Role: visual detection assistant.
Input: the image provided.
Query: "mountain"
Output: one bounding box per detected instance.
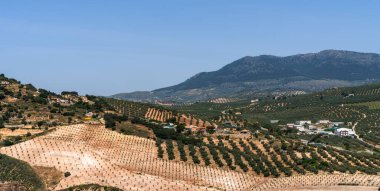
[112,50,380,102]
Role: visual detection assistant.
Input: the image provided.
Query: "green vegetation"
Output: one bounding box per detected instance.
[158,138,380,177]
[348,101,380,110]
[60,184,123,191]
[105,98,152,118]
[156,139,164,158]
[0,153,44,190]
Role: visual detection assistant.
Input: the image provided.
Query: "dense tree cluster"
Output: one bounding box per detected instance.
[131,117,202,145]
[104,114,128,128]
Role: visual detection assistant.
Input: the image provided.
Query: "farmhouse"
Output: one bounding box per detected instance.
[317,120,330,124]
[294,125,305,131]
[307,125,317,130]
[251,99,259,103]
[270,120,280,124]
[0,81,10,86]
[334,128,355,136]
[296,120,311,126]
[286,123,295,128]
[331,122,345,127]
[48,97,72,106]
[163,123,176,129]
[85,112,94,117]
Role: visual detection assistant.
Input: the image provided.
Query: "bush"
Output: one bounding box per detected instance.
[0,153,44,190]
[64,172,71,177]
[14,136,22,142]
[2,139,14,146]
[0,121,3,129]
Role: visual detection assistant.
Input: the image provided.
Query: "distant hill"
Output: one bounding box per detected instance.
[112,50,380,102]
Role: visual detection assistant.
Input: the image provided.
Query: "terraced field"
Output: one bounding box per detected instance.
[105,98,150,118]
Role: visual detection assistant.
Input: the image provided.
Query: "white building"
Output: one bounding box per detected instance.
[317,120,330,124]
[0,81,10,86]
[270,120,280,124]
[251,99,259,103]
[287,123,295,128]
[163,123,176,129]
[296,120,312,126]
[334,128,355,136]
[332,122,345,127]
[85,112,94,118]
[308,125,317,130]
[294,125,305,131]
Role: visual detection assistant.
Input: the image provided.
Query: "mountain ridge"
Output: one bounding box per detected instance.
[112,50,380,102]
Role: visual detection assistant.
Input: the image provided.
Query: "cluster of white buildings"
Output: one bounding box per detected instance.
[48,97,72,106]
[284,119,355,137]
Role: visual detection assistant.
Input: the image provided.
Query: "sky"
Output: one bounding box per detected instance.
[1,0,380,96]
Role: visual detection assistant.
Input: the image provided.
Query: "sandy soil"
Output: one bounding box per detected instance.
[0,124,261,191]
[0,128,43,137]
[270,186,378,191]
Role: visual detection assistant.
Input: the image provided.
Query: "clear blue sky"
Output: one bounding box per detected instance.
[1,0,380,95]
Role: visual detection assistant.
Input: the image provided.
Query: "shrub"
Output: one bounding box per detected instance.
[2,139,14,146]
[64,172,71,177]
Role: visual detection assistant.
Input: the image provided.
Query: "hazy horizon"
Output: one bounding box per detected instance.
[1,0,380,96]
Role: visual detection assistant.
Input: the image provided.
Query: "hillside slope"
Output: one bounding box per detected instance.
[113,50,380,102]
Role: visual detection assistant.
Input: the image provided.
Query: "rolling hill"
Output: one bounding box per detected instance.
[112,50,380,102]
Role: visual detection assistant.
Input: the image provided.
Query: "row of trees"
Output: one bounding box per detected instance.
[188,144,200,164]
[206,138,224,167]
[198,143,211,166]
[156,139,164,158]
[166,139,175,160]
[177,141,188,162]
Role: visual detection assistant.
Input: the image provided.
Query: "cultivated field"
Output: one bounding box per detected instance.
[251,174,380,191]
[2,124,380,191]
[145,108,216,128]
[0,124,262,191]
